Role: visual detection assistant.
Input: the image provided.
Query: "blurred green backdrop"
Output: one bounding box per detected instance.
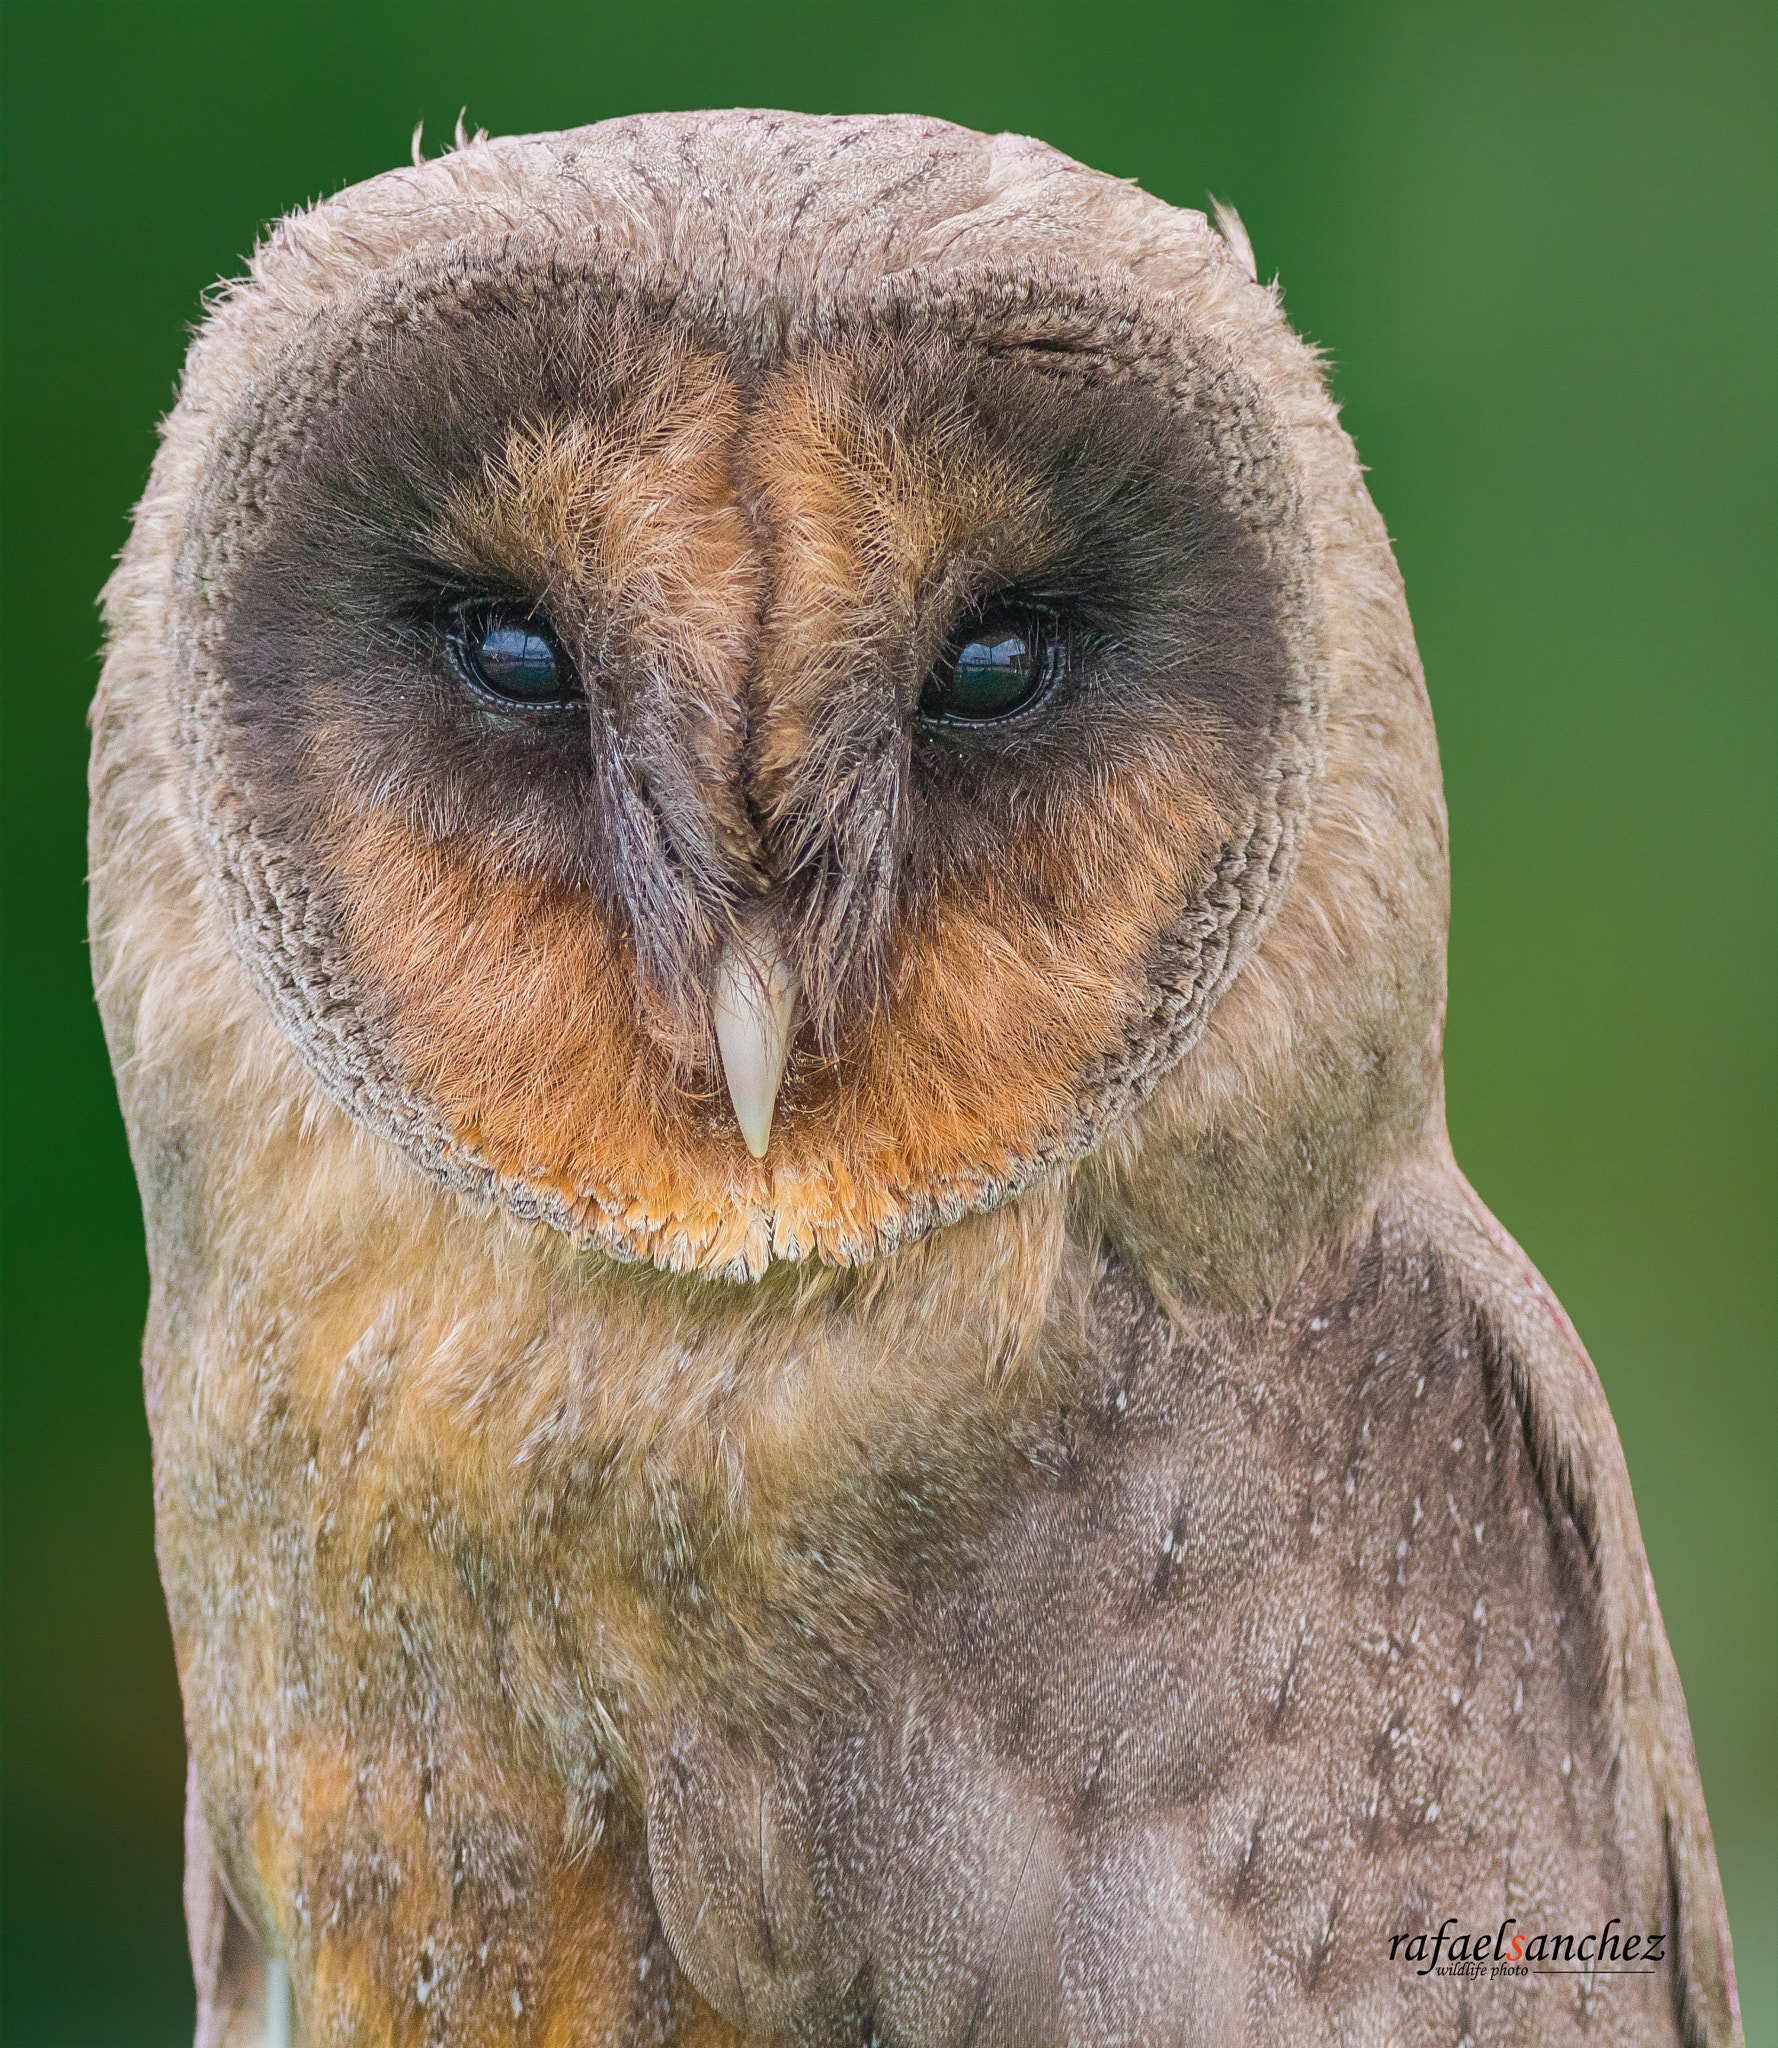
[1,2,1771,2041]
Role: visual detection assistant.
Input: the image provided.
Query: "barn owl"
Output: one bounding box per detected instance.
[90,110,1741,2047]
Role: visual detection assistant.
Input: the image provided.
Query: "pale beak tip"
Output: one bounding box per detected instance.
[712,941,799,1163]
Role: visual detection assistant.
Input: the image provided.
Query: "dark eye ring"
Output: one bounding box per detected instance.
[919,603,1069,726]
[447,602,581,710]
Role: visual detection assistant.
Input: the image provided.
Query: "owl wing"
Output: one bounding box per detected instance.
[647,1162,1738,2044]
[824,1167,1740,2045]
[1425,1159,1742,2048]
[182,1761,286,2048]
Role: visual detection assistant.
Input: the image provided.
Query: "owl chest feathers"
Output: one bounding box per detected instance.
[151,1158,1673,2045]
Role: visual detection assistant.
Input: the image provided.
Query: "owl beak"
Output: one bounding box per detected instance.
[712,937,799,1160]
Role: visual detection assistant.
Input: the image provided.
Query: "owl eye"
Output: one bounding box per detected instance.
[920,605,1068,725]
[447,603,581,709]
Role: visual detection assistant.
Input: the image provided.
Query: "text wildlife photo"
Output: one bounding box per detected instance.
[1,8,1770,2048]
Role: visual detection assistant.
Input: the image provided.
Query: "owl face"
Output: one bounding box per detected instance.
[173,191,1318,1276]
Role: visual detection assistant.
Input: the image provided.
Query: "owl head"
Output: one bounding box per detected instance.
[96,111,1445,1289]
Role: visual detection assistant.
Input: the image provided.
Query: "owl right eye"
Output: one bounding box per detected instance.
[447,603,582,710]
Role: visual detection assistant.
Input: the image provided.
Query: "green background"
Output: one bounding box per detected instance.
[1,2,1771,2041]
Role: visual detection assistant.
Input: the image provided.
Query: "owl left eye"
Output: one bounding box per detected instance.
[920,605,1069,725]
[447,603,581,709]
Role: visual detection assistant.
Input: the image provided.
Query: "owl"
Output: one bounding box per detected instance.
[91,111,1739,2047]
